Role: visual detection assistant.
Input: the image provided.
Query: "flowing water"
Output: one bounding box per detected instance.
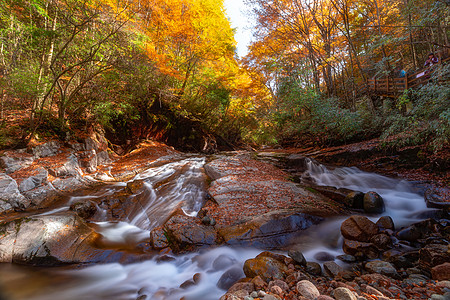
[0,155,435,300]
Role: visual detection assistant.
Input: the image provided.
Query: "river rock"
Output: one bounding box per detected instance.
[0,173,29,212]
[18,167,48,192]
[78,149,98,173]
[164,215,218,252]
[296,280,320,299]
[0,150,34,174]
[306,262,322,275]
[323,261,344,278]
[47,153,81,177]
[343,239,378,259]
[365,260,399,278]
[341,215,379,242]
[243,252,288,282]
[370,233,392,250]
[420,244,450,270]
[32,140,61,158]
[288,249,306,266]
[345,191,364,209]
[70,200,97,219]
[218,211,323,249]
[0,212,104,265]
[424,187,450,209]
[376,216,395,231]
[268,279,289,293]
[333,287,357,300]
[431,263,450,281]
[213,254,236,271]
[217,267,245,290]
[363,191,385,213]
[227,282,254,294]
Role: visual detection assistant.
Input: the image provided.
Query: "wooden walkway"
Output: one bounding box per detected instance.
[367,57,450,97]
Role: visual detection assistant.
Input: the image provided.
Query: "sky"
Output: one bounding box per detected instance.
[223,0,254,58]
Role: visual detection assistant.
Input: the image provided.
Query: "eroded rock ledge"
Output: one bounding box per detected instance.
[150,153,346,252]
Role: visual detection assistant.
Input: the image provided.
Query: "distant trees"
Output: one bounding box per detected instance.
[0,0,252,148]
[242,0,449,148]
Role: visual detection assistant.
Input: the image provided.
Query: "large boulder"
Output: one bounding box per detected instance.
[0,212,105,265]
[218,211,323,249]
[243,252,289,282]
[163,214,218,252]
[341,215,379,242]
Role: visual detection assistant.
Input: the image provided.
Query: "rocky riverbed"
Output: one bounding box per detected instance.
[0,138,449,300]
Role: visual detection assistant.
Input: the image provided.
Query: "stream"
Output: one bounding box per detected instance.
[0,154,436,300]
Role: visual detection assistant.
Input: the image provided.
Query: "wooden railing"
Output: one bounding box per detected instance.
[367,56,450,96]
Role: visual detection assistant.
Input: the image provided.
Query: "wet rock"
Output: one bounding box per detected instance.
[149,228,169,250]
[337,254,356,263]
[323,261,344,278]
[333,287,357,300]
[419,244,450,270]
[296,280,320,299]
[376,216,395,231]
[397,225,423,242]
[0,151,34,174]
[213,255,236,271]
[314,251,335,262]
[345,191,364,209]
[342,238,379,259]
[424,187,450,209]
[306,262,322,276]
[363,191,385,214]
[341,215,379,242]
[0,212,103,265]
[243,253,288,282]
[219,211,323,249]
[217,267,245,290]
[126,180,145,194]
[288,249,306,266]
[310,186,353,204]
[431,263,450,281]
[164,215,218,252]
[18,167,48,192]
[70,200,97,219]
[32,140,61,158]
[365,260,399,278]
[370,233,392,250]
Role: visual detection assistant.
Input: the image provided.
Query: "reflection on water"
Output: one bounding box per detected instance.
[0,155,433,300]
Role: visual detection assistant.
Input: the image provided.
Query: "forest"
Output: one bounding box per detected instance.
[0,0,449,153]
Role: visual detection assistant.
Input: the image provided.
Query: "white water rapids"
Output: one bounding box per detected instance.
[0,155,436,300]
